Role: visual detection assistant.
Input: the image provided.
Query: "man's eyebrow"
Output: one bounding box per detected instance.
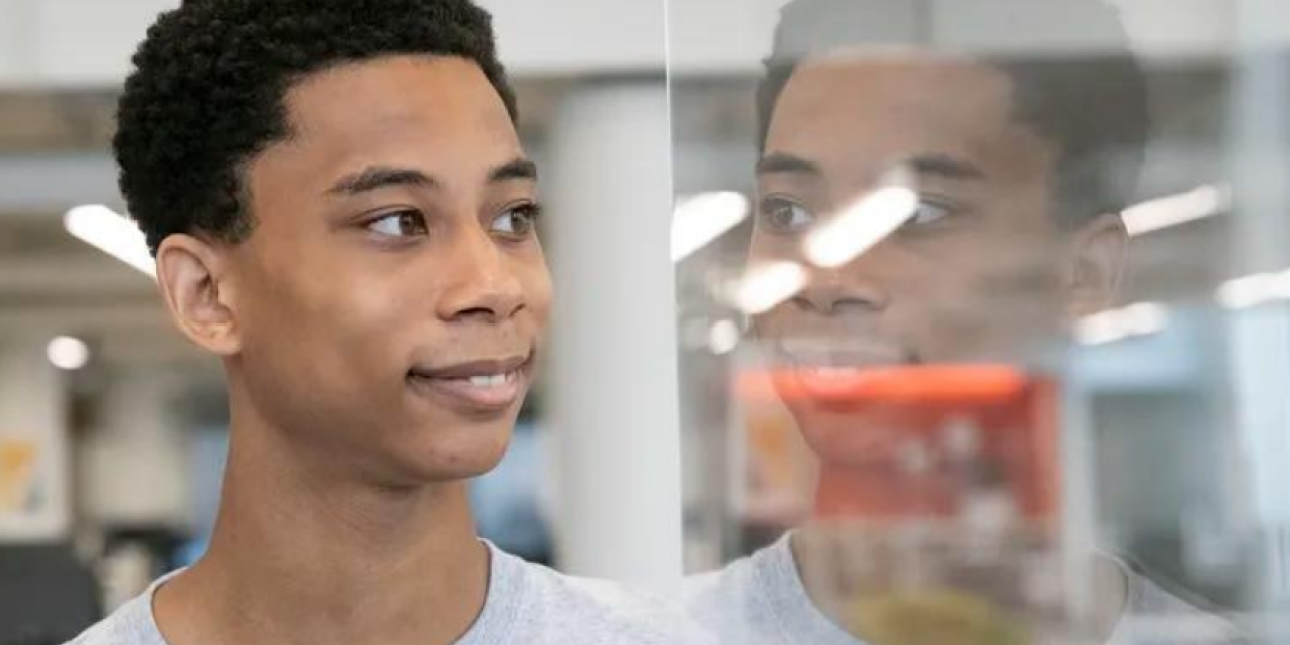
[757,152,822,176]
[489,157,539,183]
[327,166,436,196]
[755,152,985,182]
[905,153,986,181]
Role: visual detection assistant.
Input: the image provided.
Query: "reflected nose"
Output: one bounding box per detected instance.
[791,251,891,315]
[435,228,526,324]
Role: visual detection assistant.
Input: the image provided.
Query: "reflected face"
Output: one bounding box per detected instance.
[228,56,551,485]
[750,53,1074,461]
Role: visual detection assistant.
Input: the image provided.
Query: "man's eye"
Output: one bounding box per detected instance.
[491,203,542,238]
[367,210,428,238]
[759,197,813,233]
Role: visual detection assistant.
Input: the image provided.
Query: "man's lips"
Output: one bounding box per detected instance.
[406,352,534,412]
[409,354,531,380]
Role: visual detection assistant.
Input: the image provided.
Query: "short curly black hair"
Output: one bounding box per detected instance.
[757,0,1151,227]
[114,0,517,255]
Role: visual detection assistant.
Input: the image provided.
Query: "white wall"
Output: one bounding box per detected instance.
[0,0,669,87]
[0,0,38,83]
[0,0,1271,88]
[670,0,1247,74]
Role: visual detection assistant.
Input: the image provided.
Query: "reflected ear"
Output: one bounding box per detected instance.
[1066,213,1128,317]
[155,234,242,356]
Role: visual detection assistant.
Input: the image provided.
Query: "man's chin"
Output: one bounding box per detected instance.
[387,423,514,485]
[786,400,909,465]
[393,455,506,486]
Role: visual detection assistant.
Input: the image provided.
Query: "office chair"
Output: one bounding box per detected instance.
[0,542,101,645]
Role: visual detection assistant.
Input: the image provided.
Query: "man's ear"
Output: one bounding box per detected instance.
[155,234,242,356]
[1066,213,1129,317]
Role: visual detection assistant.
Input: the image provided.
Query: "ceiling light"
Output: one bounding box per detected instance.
[64,205,156,278]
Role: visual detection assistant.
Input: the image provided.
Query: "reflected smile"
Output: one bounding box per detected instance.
[769,338,917,402]
[774,337,915,369]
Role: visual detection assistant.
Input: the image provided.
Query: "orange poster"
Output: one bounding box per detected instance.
[0,436,39,515]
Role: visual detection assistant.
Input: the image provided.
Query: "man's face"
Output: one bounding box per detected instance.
[750,53,1076,462]
[225,56,550,485]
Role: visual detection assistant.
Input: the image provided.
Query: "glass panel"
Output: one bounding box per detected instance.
[670,1,1289,643]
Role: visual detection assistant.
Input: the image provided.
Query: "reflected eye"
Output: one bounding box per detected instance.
[491,203,542,238]
[367,209,428,238]
[901,198,956,230]
[759,196,814,233]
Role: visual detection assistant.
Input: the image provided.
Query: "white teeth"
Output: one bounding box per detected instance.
[778,339,905,368]
[468,373,509,388]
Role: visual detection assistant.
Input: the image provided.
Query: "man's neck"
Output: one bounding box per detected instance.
[153,398,490,645]
[814,462,959,519]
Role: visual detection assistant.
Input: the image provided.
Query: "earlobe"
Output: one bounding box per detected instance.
[156,234,242,356]
[1067,213,1129,317]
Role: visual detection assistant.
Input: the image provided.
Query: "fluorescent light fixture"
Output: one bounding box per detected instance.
[804,186,918,268]
[1074,302,1169,346]
[671,192,750,263]
[1216,270,1290,309]
[707,319,741,355]
[735,261,806,315]
[47,336,90,371]
[64,205,156,278]
[1122,184,1228,237]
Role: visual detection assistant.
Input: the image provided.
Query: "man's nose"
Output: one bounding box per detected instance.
[435,227,527,324]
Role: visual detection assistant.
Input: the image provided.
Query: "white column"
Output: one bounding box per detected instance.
[0,337,72,542]
[0,0,37,85]
[544,78,683,592]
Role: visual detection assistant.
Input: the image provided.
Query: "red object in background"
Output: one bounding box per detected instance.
[763,364,1031,405]
[737,365,1062,523]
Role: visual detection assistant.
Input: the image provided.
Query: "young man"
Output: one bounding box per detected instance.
[69,2,686,644]
[685,1,1242,644]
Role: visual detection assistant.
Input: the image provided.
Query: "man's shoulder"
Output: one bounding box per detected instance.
[1113,571,1248,645]
[513,558,713,645]
[681,552,761,623]
[680,544,815,645]
[681,538,794,617]
[62,594,161,645]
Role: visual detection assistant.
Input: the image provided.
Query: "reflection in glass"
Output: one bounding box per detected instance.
[675,1,1281,644]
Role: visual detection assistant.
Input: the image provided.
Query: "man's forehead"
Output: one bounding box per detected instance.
[776,52,1015,131]
[270,58,520,168]
[282,56,513,141]
[244,56,526,206]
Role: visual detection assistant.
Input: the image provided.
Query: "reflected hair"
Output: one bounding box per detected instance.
[757,0,1151,226]
[114,0,517,255]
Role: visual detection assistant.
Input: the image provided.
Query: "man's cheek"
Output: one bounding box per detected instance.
[893,303,987,362]
[749,312,789,353]
[526,273,555,324]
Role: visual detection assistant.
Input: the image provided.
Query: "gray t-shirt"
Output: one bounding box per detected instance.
[67,541,696,645]
[684,535,1244,645]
